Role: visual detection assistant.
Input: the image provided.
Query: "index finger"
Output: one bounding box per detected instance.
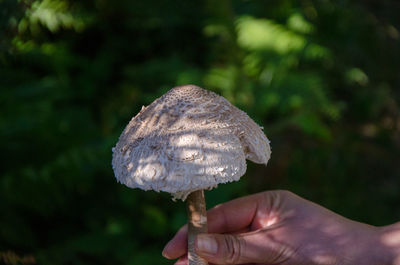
[163,192,262,259]
[207,192,261,233]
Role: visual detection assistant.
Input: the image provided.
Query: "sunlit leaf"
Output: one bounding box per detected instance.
[236,16,306,54]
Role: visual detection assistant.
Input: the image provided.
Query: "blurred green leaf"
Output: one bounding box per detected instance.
[236,16,306,54]
[0,1,399,265]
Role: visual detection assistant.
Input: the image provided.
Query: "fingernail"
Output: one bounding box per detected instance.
[162,241,172,259]
[196,234,218,255]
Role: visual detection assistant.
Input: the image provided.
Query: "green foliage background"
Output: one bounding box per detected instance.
[1,0,400,264]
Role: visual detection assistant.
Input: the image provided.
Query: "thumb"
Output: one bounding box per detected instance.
[194,232,294,265]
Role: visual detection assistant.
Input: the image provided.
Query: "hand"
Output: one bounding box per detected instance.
[162,190,396,265]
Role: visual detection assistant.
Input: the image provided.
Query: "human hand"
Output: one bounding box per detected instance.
[163,190,396,265]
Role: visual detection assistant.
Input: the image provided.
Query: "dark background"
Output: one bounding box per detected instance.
[1,0,399,264]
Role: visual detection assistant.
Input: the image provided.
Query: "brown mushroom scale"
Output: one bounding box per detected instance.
[112,85,271,265]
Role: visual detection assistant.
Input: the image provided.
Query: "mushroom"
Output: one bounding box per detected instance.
[112,85,271,265]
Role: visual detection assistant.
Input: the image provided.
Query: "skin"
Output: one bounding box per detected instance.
[163,190,400,265]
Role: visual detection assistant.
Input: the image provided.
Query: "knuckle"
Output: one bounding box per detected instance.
[268,241,297,264]
[277,189,292,196]
[221,235,243,264]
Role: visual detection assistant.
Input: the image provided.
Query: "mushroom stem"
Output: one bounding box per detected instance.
[186,189,208,265]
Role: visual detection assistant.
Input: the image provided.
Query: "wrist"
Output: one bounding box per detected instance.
[347,223,390,265]
[343,221,395,265]
[378,222,400,265]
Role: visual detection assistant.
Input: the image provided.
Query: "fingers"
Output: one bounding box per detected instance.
[163,225,188,259]
[163,193,262,259]
[206,193,261,233]
[195,231,294,265]
[173,256,222,265]
[173,255,187,265]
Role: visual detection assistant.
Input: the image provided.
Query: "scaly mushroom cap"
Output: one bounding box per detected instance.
[112,85,271,200]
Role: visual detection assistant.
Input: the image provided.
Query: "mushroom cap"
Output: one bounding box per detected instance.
[112,85,271,200]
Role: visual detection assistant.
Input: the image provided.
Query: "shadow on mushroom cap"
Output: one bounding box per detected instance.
[112,85,271,200]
